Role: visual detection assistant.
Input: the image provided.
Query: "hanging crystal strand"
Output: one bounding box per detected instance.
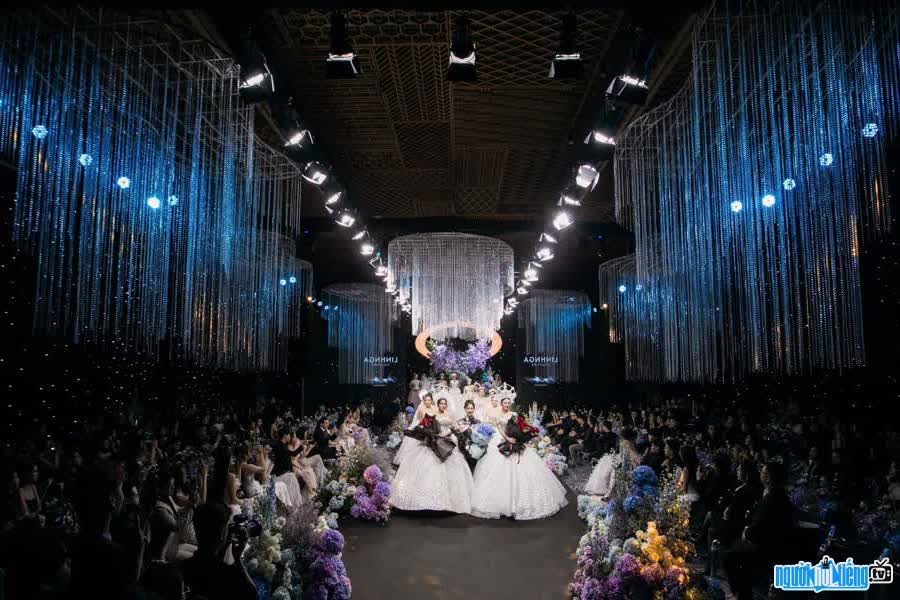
[322,284,398,384]
[609,0,898,382]
[388,233,514,341]
[518,290,591,382]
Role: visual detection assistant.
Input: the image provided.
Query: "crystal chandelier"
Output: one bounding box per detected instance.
[387,233,514,341]
[321,283,398,384]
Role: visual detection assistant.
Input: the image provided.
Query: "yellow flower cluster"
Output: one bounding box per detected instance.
[637,522,686,571]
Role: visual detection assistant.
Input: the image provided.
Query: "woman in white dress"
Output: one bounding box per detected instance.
[583,427,642,497]
[446,372,464,417]
[393,393,438,466]
[471,398,568,520]
[389,398,474,514]
[407,373,422,408]
[476,391,499,422]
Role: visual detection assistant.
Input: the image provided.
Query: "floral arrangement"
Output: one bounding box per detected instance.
[246,515,302,599]
[316,479,357,517]
[304,528,352,600]
[534,435,569,476]
[350,465,392,523]
[385,431,403,450]
[467,422,495,461]
[577,495,610,525]
[427,339,492,375]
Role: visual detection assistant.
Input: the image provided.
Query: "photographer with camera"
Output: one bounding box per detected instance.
[181,502,256,600]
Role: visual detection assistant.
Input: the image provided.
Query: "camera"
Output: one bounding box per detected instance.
[228,513,262,542]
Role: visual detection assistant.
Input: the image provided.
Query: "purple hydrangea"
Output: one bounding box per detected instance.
[316,529,345,556]
[579,577,602,600]
[363,464,383,487]
[373,481,391,499]
[614,553,641,580]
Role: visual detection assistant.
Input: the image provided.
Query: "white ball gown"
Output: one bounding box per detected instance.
[471,412,568,520]
[392,404,436,466]
[446,377,464,417]
[389,412,474,514]
[583,452,618,496]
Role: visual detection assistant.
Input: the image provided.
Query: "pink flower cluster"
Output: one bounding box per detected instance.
[349,465,391,523]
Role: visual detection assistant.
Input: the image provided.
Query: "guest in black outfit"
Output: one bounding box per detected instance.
[312,417,338,460]
[454,400,481,471]
[642,437,664,474]
[181,502,256,600]
[723,461,797,600]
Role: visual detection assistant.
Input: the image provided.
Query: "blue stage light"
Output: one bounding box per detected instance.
[146,196,161,209]
[761,194,776,207]
[289,276,297,284]
[317,301,323,307]
[819,153,834,166]
[31,125,48,139]
[783,178,796,191]
[167,195,178,206]
[635,284,643,291]
[731,200,743,213]
[861,123,878,138]
[78,153,92,167]
[618,284,627,293]
[117,176,130,189]
[279,279,287,286]
[324,305,331,311]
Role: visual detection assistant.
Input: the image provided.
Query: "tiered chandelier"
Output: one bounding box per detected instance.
[320,284,397,384]
[0,11,308,371]
[607,0,900,382]
[387,233,514,341]
[518,290,592,383]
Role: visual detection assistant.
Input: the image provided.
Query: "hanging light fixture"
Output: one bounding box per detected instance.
[335,209,356,228]
[536,246,555,261]
[575,163,600,190]
[238,34,275,103]
[302,161,329,185]
[326,11,360,78]
[606,26,655,107]
[553,210,574,230]
[549,13,581,79]
[448,15,477,81]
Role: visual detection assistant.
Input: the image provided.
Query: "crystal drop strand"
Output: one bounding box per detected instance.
[518,290,591,383]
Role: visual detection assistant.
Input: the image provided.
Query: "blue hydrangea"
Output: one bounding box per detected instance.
[631,465,658,487]
[623,495,642,513]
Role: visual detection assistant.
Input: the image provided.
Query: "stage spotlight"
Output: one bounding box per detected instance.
[618,285,627,293]
[508,297,519,307]
[385,283,396,293]
[360,242,375,256]
[324,305,331,311]
[168,195,178,206]
[524,267,539,282]
[289,276,298,284]
[368,256,383,268]
[448,15,477,82]
[517,285,529,295]
[335,210,355,228]
[593,307,598,313]
[78,153,92,167]
[117,176,130,189]
[549,14,581,79]
[602,303,609,309]
[146,196,161,209]
[559,188,582,207]
[539,232,558,244]
[352,229,368,241]
[553,210,574,231]
[326,12,360,78]
[783,178,796,191]
[536,247,554,262]
[375,265,388,278]
[238,37,275,103]
[280,278,288,286]
[575,163,600,190]
[307,296,314,302]
[302,162,329,185]
[606,27,655,107]
[761,194,776,207]
[321,182,344,207]
[582,129,616,161]
[32,125,48,139]
[731,200,743,213]
[862,123,878,138]
[819,153,834,167]
[317,301,323,307]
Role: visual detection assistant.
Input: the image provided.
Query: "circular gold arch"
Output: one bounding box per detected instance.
[414,321,503,358]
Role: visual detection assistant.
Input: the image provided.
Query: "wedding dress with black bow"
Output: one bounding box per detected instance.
[389,412,474,514]
[470,411,568,520]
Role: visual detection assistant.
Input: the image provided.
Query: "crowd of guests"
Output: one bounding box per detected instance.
[546,397,899,599]
[0,398,375,599]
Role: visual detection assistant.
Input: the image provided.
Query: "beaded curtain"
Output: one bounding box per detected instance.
[607,0,900,382]
[517,290,592,382]
[0,11,308,371]
[387,233,514,341]
[321,284,398,384]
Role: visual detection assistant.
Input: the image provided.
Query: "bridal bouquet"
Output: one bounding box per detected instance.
[467,423,495,460]
[498,414,540,457]
[534,435,568,476]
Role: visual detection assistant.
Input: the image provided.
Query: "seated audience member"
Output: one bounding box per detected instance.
[181,502,256,600]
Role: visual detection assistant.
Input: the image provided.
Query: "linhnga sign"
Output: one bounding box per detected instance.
[522,355,559,364]
[363,355,399,365]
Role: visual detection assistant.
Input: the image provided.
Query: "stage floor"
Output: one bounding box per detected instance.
[340,488,582,600]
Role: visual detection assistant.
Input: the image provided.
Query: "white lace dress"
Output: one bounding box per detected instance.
[446,378,465,417]
[470,413,568,520]
[389,413,474,514]
[392,407,436,466]
[583,453,619,496]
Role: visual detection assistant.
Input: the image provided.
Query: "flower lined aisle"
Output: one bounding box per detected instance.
[571,465,724,600]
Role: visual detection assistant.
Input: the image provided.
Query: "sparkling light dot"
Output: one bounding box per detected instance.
[78,153,93,167]
[146,196,161,209]
[289,276,297,284]
[117,176,130,189]
[168,195,178,206]
[618,285,627,293]
[861,123,878,138]
[635,284,643,291]
[317,301,323,307]
[279,279,287,286]
[32,125,48,139]
[783,178,796,191]
[819,153,833,166]
[731,200,743,213]
[761,194,776,207]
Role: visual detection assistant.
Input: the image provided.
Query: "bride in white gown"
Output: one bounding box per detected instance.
[393,393,437,466]
[446,372,464,417]
[471,397,568,520]
[583,428,642,497]
[389,397,474,514]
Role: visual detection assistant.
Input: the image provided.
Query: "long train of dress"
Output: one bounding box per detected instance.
[470,429,568,520]
[389,414,474,514]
